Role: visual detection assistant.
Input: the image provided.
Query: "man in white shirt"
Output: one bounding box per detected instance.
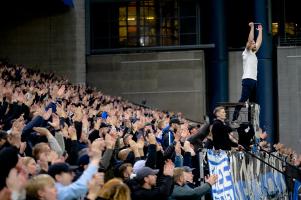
[232,22,263,122]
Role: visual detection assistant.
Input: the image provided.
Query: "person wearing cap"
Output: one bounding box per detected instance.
[170,168,218,200]
[48,140,102,200]
[182,166,196,188]
[161,118,182,150]
[131,160,174,200]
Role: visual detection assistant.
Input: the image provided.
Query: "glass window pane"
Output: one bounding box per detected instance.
[119,27,127,37]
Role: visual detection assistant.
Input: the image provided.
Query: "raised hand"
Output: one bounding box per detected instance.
[128,139,139,152]
[48,113,60,130]
[137,137,145,150]
[33,127,51,137]
[89,139,103,163]
[147,133,157,145]
[94,118,102,130]
[57,85,65,98]
[87,172,105,200]
[205,174,218,186]
[163,159,175,177]
[56,104,67,118]
[61,123,70,139]
[175,141,182,155]
[68,125,77,141]
[105,133,116,149]
[42,109,52,120]
[256,24,263,31]
[6,168,27,193]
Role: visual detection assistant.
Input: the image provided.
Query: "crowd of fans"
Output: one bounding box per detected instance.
[0,63,218,200]
[0,62,300,200]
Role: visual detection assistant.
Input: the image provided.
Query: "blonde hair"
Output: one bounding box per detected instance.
[213,106,225,117]
[32,143,49,160]
[26,174,55,200]
[99,178,131,200]
[173,168,185,182]
[22,156,35,166]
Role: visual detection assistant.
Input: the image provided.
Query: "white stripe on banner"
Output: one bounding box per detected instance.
[207,149,235,200]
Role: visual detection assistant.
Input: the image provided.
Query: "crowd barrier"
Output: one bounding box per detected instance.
[205,149,290,200]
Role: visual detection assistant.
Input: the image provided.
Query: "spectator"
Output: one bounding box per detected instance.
[131,160,174,200]
[169,167,217,200]
[98,178,131,200]
[211,106,238,150]
[22,156,38,177]
[48,139,102,200]
[26,174,57,200]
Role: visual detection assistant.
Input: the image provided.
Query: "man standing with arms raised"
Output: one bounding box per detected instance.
[232,22,263,123]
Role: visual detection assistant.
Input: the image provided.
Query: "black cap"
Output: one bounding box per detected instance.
[182,166,195,172]
[48,163,78,178]
[77,154,89,166]
[136,167,159,180]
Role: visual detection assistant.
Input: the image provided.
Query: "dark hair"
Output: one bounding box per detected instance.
[0,130,8,140]
[118,163,132,179]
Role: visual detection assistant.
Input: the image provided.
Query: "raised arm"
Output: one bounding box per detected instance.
[255,24,263,51]
[246,22,255,49]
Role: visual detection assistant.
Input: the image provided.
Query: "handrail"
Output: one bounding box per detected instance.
[90,44,215,54]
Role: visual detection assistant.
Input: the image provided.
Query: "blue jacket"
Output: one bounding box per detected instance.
[55,163,98,200]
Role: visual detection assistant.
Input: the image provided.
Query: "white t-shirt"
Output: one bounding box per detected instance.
[242,48,258,80]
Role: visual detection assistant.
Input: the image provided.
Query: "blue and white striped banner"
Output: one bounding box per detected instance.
[207,150,288,199]
[207,149,235,200]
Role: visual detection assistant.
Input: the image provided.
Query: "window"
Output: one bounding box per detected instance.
[90,0,199,50]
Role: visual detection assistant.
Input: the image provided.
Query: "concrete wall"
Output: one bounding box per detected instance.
[87,50,205,121]
[0,0,86,84]
[229,51,243,102]
[277,46,301,153]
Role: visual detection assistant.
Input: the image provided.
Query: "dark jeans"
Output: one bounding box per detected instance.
[233,78,257,121]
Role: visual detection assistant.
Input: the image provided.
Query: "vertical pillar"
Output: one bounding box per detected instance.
[207,0,228,115]
[254,0,275,144]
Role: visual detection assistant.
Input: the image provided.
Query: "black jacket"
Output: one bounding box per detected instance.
[131,175,173,200]
[212,119,237,150]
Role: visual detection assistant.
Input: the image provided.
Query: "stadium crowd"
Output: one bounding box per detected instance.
[0,63,299,200]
